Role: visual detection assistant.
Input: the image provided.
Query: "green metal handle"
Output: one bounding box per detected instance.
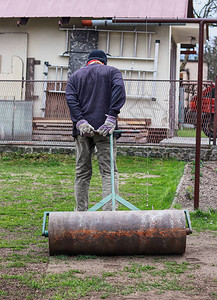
[109,133,116,210]
[42,212,49,237]
[114,130,140,133]
[110,130,140,211]
[184,210,193,235]
[42,130,141,228]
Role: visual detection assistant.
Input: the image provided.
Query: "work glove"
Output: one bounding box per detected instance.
[97,115,116,137]
[76,119,95,137]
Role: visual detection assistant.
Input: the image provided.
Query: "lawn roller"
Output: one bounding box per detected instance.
[42,130,192,255]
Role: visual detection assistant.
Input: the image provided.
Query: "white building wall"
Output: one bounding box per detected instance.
[0,18,172,80]
[181,61,208,81]
[99,25,171,128]
[0,18,173,124]
[0,18,69,81]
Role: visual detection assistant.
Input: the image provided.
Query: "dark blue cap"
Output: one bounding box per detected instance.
[87,50,107,65]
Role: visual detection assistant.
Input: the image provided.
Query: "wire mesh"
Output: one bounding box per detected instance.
[178,80,215,145]
[0,79,215,146]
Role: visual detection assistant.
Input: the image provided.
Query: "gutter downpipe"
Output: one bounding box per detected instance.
[113,17,217,210]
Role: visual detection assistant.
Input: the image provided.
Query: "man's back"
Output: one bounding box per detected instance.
[66,63,125,133]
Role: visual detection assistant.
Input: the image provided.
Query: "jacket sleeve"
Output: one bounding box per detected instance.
[108,69,126,117]
[65,76,84,123]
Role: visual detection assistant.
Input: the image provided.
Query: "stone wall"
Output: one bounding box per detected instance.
[0,144,217,161]
[117,145,217,161]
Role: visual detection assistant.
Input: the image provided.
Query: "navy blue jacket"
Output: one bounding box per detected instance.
[65,63,126,137]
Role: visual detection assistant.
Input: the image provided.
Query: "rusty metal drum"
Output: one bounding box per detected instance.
[48,210,187,255]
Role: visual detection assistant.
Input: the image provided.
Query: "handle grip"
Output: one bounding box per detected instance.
[113,130,140,134]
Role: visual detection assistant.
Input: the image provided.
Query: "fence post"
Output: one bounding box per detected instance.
[11,100,15,141]
[213,75,217,145]
[194,20,205,210]
[179,86,185,128]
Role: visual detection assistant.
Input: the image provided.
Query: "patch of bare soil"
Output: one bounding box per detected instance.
[175,161,217,211]
[1,263,48,300]
[46,231,217,300]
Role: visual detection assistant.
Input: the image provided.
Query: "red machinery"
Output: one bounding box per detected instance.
[187,84,216,138]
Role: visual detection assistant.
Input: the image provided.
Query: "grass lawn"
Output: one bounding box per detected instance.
[177,128,207,138]
[0,153,216,299]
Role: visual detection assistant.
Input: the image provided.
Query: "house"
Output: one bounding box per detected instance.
[0,0,204,143]
[180,60,208,81]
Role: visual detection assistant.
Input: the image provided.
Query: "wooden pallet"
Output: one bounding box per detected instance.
[32,118,151,144]
[118,118,149,144]
[32,119,73,142]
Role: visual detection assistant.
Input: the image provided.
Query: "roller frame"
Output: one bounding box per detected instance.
[42,130,192,255]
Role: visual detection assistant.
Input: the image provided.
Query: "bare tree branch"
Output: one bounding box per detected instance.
[194,0,217,18]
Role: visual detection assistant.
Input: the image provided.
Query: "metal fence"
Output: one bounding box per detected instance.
[0,79,216,146]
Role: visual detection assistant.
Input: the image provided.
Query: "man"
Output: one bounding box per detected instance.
[65,49,126,211]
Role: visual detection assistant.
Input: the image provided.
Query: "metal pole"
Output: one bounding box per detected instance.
[109,133,116,211]
[151,40,160,101]
[42,62,50,117]
[134,31,138,57]
[113,17,217,24]
[209,82,213,144]
[194,20,205,210]
[213,75,217,145]
[11,100,15,141]
[120,31,124,57]
[106,31,110,54]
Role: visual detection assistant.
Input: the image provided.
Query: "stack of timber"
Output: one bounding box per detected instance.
[117,118,150,144]
[32,118,74,142]
[32,118,150,144]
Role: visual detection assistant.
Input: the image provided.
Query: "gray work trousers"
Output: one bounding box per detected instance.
[74,134,119,211]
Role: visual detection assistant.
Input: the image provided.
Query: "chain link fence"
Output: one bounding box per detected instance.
[179,81,215,143]
[0,79,215,146]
